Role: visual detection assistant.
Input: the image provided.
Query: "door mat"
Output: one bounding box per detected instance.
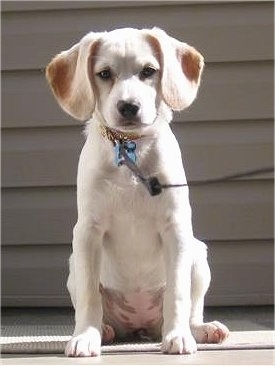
[1,325,274,354]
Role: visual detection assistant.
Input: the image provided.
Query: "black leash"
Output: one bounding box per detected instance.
[120,146,163,195]
[119,143,274,196]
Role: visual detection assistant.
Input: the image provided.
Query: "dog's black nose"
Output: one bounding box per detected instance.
[117,101,140,119]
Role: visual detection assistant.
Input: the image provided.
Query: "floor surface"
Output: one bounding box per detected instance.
[1,306,274,365]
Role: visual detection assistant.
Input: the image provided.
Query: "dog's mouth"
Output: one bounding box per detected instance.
[116,115,158,131]
[117,121,147,130]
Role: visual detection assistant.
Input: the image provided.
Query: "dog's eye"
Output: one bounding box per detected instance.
[140,66,157,79]
[97,69,112,80]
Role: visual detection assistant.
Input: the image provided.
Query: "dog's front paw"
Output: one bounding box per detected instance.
[65,327,101,357]
[162,330,197,354]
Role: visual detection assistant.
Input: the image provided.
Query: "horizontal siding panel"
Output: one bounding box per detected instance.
[2,240,273,306]
[206,240,274,306]
[2,180,273,245]
[2,2,273,71]
[2,127,83,188]
[2,61,273,128]
[2,188,77,246]
[1,244,71,307]
[3,1,249,12]
[189,180,273,241]
[2,1,179,12]
[2,120,273,188]
[2,70,73,128]
[174,119,273,181]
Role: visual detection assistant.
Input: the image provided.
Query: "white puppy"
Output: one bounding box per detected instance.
[46,27,229,357]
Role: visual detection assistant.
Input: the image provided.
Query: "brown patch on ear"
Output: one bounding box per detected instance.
[145,34,164,86]
[46,37,100,121]
[181,48,204,83]
[46,60,66,99]
[146,28,204,111]
[46,47,79,106]
[146,34,162,60]
[87,40,101,94]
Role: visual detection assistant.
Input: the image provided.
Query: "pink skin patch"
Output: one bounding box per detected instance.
[100,284,164,342]
[99,285,230,346]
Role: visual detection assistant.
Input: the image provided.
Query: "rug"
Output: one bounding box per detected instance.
[1,325,274,354]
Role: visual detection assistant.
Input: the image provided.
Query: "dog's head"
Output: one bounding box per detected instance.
[46,28,204,130]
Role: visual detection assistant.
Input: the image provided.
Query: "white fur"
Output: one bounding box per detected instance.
[46,27,229,357]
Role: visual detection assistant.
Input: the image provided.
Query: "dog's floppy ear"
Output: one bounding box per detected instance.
[46,33,100,121]
[148,28,204,111]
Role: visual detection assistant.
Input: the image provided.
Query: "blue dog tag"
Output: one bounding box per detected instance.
[114,141,137,166]
[125,141,137,163]
[114,143,123,166]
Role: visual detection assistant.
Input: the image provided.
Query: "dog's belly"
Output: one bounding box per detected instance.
[100,284,164,341]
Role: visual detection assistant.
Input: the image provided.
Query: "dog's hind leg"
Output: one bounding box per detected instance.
[67,254,76,308]
[189,240,210,328]
[190,240,229,343]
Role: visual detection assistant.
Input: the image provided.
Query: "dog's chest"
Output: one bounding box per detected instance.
[100,209,165,287]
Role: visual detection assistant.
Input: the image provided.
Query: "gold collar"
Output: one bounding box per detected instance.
[99,124,142,144]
